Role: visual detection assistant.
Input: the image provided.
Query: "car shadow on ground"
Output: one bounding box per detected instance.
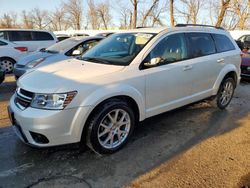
[0,79,249,187]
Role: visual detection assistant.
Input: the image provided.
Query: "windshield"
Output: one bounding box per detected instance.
[81,32,155,66]
[45,38,81,53]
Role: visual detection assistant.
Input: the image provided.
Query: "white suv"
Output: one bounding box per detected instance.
[8,25,241,154]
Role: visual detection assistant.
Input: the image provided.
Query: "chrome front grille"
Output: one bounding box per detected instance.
[15,88,34,110]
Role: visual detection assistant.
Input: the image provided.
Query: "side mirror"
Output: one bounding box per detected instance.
[144,57,161,67]
[72,49,81,56]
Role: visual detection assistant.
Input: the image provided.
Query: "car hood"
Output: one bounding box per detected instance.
[17,59,125,93]
[242,56,250,66]
[17,51,55,66]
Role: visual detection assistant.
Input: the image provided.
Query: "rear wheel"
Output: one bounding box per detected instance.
[86,99,135,154]
[215,77,235,109]
[0,58,15,73]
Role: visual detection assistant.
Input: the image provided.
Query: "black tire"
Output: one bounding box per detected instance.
[215,77,235,109]
[85,99,135,154]
[0,58,16,73]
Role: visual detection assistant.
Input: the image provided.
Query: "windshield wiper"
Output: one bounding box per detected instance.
[40,48,58,54]
[81,57,112,65]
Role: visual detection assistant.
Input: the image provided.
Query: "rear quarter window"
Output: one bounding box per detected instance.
[212,34,235,53]
[186,33,216,58]
[8,31,32,41]
[32,31,54,41]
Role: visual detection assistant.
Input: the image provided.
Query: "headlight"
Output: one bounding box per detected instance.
[30,91,77,110]
[26,58,46,68]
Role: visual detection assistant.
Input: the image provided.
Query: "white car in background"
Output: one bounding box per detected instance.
[0,29,57,52]
[13,36,104,79]
[0,39,28,73]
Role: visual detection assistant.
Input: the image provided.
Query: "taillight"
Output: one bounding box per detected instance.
[14,47,28,52]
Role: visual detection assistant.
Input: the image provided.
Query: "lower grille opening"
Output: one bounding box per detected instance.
[30,132,49,144]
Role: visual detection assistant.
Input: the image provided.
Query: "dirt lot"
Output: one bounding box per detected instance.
[0,75,250,188]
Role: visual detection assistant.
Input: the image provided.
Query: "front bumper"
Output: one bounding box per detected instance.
[8,95,92,147]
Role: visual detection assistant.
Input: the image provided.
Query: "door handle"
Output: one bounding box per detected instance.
[217,58,224,63]
[183,65,193,71]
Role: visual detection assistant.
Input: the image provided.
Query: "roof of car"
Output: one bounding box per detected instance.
[0,28,53,32]
[117,26,228,35]
[69,36,105,41]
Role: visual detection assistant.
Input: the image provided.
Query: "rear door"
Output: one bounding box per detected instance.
[7,31,36,52]
[185,32,218,96]
[31,31,56,50]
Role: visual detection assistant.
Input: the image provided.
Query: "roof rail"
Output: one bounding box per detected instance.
[175,24,224,30]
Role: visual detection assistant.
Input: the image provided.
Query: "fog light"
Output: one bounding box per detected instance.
[30,131,49,144]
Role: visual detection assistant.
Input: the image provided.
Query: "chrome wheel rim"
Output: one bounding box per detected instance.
[0,60,13,73]
[220,81,234,106]
[97,109,131,149]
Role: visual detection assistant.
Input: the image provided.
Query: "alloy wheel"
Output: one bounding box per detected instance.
[0,59,14,73]
[97,109,131,149]
[219,81,234,106]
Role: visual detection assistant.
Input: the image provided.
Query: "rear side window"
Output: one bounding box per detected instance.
[212,34,235,52]
[186,33,216,58]
[32,31,54,41]
[8,31,32,41]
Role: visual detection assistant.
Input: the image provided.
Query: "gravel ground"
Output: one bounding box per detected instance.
[0,75,249,188]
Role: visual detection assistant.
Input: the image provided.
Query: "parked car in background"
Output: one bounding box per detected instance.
[241,51,250,80]
[237,35,250,49]
[229,30,250,40]
[8,24,241,154]
[0,29,57,52]
[0,38,28,73]
[14,36,104,79]
[0,66,5,84]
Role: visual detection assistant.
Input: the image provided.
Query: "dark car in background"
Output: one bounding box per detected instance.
[0,66,5,84]
[241,53,250,80]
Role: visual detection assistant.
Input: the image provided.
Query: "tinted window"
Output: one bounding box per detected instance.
[8,31,32,41]
[32,31,54,41]
[186,33,216,58]
[212,34,235,52]
[0,40,7,46]
[143,33,188,67]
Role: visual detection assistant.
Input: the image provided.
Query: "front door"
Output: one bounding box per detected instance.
[142,33,194,118]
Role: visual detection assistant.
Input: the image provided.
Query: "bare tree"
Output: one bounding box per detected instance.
[177,0,204,24]
[0,12,19,28]
[231,0,250,29]
[130,0,138,28]
[141,0,159,26]
[21,10,34,29]
[87,0,100,29]
[31,8,50,29]
[50,7,68,31]
[63,0,83,30]
[96,1,112,29]
[170,0,175,26]
[215,0,231,27]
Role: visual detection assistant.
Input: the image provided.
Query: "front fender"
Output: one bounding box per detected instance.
[80,84,146,121]
[212,64,239,95]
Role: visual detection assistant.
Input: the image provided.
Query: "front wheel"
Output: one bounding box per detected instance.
[216,77,235,109]
[86,99,135,154]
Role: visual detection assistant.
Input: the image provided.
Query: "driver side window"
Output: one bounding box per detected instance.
[143,33,188,68]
